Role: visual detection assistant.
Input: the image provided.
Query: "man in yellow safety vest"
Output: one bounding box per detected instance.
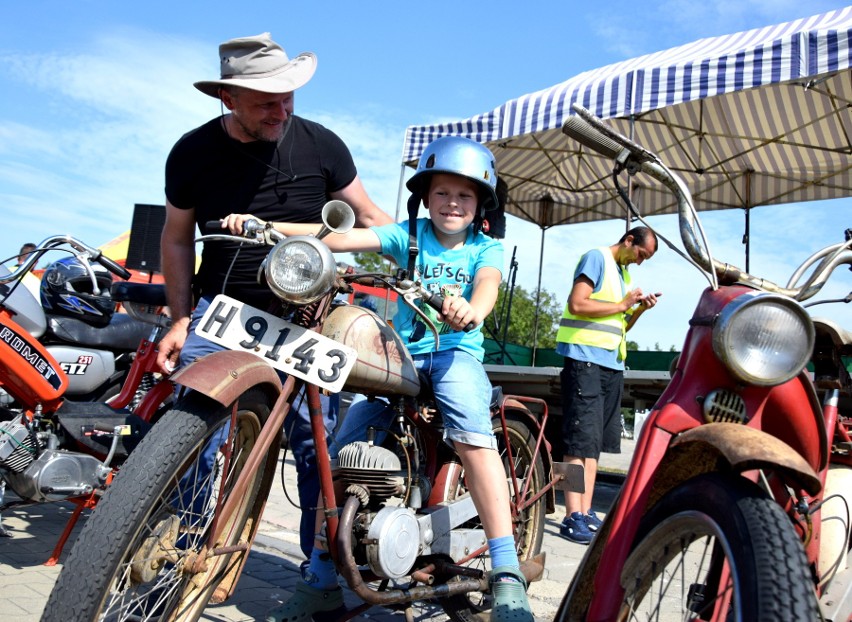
[556,226,659,544]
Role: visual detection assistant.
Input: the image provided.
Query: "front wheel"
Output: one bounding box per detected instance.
[42,388,275,622]
[618,473,820,621]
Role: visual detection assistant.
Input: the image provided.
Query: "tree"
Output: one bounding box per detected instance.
[485,282,562,350]
[349,252,393,274]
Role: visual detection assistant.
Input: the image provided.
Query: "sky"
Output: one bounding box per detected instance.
[1,1,850,351]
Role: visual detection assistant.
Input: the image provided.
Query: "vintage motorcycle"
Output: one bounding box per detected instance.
[42,202,558,622]
[554,105,851,621]
[0,235,174,562]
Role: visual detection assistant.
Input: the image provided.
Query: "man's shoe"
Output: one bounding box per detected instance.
[559,512,593,544]
[265,583,345,622]
[585,510,603,532]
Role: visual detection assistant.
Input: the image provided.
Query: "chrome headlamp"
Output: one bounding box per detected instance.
[712,292,814,386]
[262,236,337,305]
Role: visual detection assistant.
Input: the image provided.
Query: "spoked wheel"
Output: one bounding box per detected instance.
[42,388,276,622]
[617,473,820,622]
[437,415,547,622]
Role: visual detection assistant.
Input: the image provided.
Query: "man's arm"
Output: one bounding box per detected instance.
[331,175,393,227]
[568,276,644,318]
[156,201,197,371]
[216,213,383,253]
[626,292,660,331]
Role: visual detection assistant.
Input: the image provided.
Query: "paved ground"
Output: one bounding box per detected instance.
[0,437,636,621]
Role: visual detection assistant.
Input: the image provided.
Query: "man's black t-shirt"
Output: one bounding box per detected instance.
[165,115,357,307]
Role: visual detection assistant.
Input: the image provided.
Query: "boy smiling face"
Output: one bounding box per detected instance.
[423,173,480,243]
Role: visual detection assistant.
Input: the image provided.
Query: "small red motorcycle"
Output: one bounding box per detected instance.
[554,105,851,621]
[0,235,173,563]
[42,203,557,622]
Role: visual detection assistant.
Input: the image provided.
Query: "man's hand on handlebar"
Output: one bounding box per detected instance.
[218,213,265,236]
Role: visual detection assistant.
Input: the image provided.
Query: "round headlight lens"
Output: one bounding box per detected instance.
[264,237,336,304]
[712,292,814,386]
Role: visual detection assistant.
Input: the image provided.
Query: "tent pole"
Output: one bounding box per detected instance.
[531,225,546,366]
[743,170,752,271]
[626,115,636,229]
[393,163,408,223]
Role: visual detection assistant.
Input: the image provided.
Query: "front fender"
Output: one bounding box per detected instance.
[665,423,822,497]
[171,350,282,407]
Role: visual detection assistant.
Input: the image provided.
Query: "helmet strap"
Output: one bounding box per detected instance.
[406,192,421,278]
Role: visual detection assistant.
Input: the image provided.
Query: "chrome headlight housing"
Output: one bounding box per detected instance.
[262,236,337,305]
[712,292,814,386]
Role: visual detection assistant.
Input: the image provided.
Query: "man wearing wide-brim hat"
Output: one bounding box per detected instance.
[156,32,391,615]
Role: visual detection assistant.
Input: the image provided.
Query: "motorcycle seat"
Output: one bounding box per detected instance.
[46,314,154,351]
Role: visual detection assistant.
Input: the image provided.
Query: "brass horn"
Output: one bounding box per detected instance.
[316,200,355,240]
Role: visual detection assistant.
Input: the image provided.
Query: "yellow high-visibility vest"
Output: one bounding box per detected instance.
[556,247,631,360]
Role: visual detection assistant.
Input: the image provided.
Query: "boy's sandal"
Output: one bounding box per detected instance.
[265,583,345,622]
[489,565,534,622]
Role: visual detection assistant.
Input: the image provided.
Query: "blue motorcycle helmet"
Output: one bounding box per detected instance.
[406,136,499,217]
[40,256,115,327]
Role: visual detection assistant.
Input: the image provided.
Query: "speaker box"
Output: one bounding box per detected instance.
[126,204,166,273]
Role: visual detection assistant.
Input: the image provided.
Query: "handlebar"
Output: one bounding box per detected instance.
[199,219,284,245]
[0,234,131,285]
[347,273,475,332]
[563,104,852,302]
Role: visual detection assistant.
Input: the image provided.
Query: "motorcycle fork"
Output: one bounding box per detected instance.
[307,381,341,563]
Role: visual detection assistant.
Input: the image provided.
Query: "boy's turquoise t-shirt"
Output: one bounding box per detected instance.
[371,218,503,361]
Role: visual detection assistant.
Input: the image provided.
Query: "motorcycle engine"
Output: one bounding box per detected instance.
[335,441,431,579]
[0,419,37,473]
[335,441,406,503]
[2,443,108,502]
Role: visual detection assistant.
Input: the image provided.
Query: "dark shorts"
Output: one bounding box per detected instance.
[560,358,623,460]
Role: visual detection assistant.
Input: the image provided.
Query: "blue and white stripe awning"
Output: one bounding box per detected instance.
[401,8,852,227]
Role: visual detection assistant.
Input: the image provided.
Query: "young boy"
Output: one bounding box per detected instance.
[220,136,533,622]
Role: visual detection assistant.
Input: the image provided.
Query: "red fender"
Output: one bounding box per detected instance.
[170,350,282,407]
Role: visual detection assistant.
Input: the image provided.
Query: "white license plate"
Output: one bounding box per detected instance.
[196,295,357,393]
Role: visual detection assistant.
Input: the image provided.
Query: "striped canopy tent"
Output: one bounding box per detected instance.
[401,8,852,280]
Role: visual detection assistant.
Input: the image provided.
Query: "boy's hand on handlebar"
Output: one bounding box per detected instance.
[440,296,478,331]
[219,213,266,235]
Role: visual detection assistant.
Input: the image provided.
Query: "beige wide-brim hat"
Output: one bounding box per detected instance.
[194,32,317,98]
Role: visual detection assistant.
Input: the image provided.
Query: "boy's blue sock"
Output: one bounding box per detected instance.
[303,547,338,590]
[488,535,520,571]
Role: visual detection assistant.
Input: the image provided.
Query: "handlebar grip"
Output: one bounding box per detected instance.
[93,252,132,280]
[204,219,264,234]
[562,115,623,160]
[423,292,476,332]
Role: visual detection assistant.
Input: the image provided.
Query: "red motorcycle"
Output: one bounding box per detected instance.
[0,235,173,563]
[554,105,852,621]
[42,202,557,622]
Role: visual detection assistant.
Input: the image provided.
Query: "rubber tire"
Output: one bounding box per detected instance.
[42,388,272,622]
[618,473,821,621]
[438,415,547,622]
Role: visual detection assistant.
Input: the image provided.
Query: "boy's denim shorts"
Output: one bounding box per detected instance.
[332,349,497,453]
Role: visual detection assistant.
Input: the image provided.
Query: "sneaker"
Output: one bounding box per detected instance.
[585,510,603,532]
[559,512,593,544]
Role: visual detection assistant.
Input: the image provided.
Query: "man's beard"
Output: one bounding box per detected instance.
[234,115,287,143]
